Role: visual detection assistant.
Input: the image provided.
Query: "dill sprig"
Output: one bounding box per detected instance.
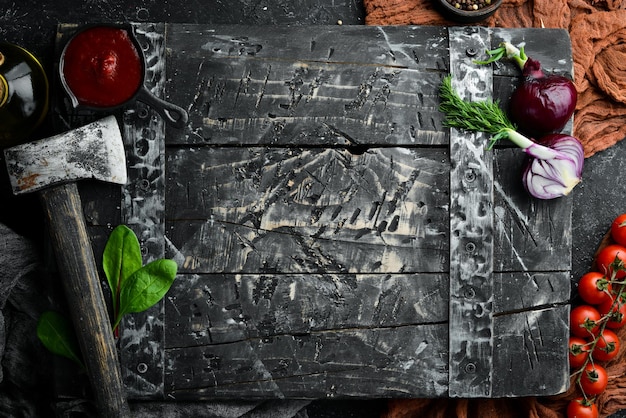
[438,75,516,149]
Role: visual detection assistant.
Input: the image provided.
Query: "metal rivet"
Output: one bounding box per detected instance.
[464,169,476,183]
[465,241,476,253]
[139,178,151,191]
[138,107,150,119]
[136,7,150,21]
[466,47,477,57]
[137,363,148,373]
[464,286,476,299]
[465,362,477,374]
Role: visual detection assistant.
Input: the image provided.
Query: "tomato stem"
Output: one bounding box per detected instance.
[571,264,626,401]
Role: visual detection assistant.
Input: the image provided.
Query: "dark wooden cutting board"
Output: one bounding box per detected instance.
[55,23,573,400]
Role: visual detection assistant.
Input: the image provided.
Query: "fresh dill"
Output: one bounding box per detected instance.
[438,75,516,149]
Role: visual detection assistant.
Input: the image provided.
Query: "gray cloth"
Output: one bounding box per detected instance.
[0,222,39,385]
[0,223,39,310]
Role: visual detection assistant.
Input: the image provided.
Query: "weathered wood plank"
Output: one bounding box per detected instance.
[492,271,570,397]
[169,60,445,146]
[493,272,570,313]
[163,272,570,348]
[191,63,443,147]
[165,25,450,146]
[118,23,168,399]
[167,25,449,69]
[164,273,448,347]
[447,26,495,398]
[492,149,573,272]
[165,146,450,274]
[164,323,449,400]
[162,271,569,347]
[492,305,570,397]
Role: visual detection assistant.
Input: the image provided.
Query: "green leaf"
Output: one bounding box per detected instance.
[103,225,143,313]
[36,311,84,369]
[114,259,178,329]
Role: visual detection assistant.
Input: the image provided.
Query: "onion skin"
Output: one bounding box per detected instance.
[522,133,584,199]
[509,57,577,136]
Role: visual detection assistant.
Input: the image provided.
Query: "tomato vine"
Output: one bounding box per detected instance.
[568,214,626,418]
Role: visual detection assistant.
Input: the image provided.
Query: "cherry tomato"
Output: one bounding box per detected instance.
[611,214,626,247]
[569,336,590,369]
[580,363,608,396]
[593,329,621,362]
[598,296,626,329]
[596,244,626,279]
[570,305,602,338]
[567,398,598,418]
[577,271,612,305]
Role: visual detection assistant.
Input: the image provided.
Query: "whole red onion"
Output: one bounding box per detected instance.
[510,57,577,136]
[476,42,577,136]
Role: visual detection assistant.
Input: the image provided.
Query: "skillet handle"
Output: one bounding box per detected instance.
[136,86,189,129]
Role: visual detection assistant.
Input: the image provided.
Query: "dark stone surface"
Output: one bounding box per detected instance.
[2,0,626,417]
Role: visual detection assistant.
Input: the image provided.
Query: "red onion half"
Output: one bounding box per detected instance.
[521,133,584,199]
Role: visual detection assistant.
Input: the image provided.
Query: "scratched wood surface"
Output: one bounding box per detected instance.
[56,24,573,400]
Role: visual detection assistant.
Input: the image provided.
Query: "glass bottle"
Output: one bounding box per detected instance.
[0,42,49,148]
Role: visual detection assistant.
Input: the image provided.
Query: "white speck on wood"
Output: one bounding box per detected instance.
[289,282,297,300]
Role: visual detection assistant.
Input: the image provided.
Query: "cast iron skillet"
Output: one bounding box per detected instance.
[59,23,188,129]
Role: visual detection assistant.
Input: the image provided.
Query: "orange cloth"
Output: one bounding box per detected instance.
[364,0,626,158]
[364,1,626,416]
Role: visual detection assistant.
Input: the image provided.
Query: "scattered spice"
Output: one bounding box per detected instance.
[446,0,492,11]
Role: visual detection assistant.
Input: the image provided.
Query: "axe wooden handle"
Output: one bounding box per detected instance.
[40,182,131,418]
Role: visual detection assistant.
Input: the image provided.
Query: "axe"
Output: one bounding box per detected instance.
[4,116,131,417]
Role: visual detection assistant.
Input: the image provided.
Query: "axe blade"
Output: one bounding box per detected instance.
[4,115,127,195]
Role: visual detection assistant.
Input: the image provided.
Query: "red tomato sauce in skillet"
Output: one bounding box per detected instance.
[62,26,143,108]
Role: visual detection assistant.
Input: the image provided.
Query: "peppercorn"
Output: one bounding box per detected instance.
[447,0,491,11]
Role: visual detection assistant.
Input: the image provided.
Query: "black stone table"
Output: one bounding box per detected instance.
[2,2,626,418]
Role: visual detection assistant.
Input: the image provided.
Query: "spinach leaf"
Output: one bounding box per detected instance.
[39,225,178,363]
[102,225,143,313]
[114,259,177,329]
[37,311,84,369]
